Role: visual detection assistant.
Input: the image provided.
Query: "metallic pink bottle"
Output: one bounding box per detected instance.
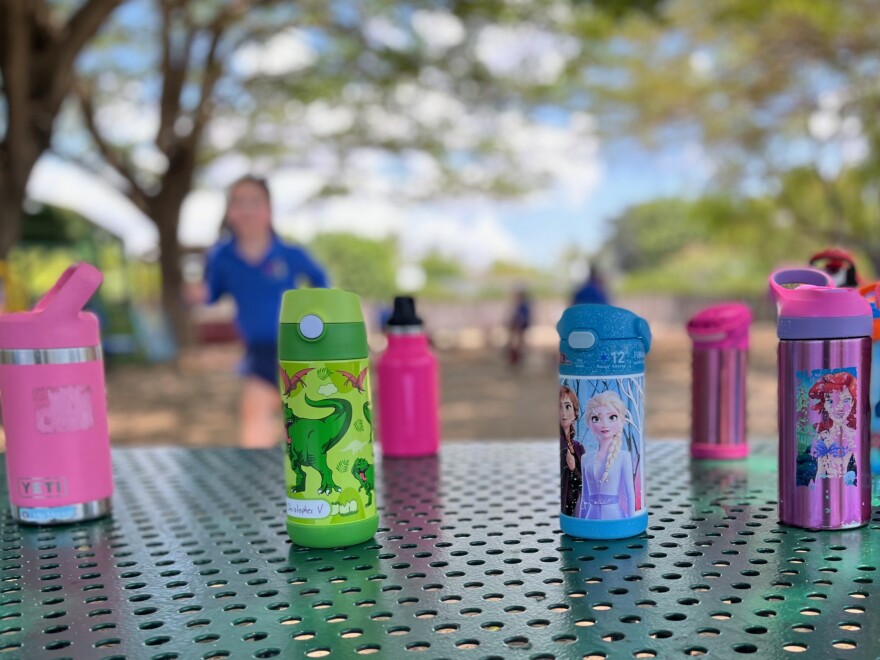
[376,296,440,457]
[771,268,872,530]
[0,263,113,524]
[687,303,752,460]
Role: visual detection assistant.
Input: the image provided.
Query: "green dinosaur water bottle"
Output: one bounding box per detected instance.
[279,289,378,548]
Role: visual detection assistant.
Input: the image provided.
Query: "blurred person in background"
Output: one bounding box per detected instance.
[573,264,610,306]
[507,287,532,368]
[191,175,329,447]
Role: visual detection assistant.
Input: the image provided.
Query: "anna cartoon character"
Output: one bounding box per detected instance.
[560,385,584,517]
[808,371,858,483]
[578,390,636,520]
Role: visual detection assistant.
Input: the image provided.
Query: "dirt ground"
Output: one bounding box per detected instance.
[81,322,778,447]
[0,323,779,449]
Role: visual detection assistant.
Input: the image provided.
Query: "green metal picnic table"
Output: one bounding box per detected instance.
[0,441,877,659]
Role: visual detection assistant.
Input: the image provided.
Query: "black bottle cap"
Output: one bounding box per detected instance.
[387,296,422,327]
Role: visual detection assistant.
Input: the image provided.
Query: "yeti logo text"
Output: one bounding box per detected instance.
[19,477,67,499]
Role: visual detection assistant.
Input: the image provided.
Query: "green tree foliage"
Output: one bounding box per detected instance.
[590,0,880,274]
[606,194,875,295]
[57,0,664,338]
[307,233,397,300]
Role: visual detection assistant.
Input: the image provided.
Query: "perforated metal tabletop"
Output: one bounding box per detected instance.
[1,441,878,659]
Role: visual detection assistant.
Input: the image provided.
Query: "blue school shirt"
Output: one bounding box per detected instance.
[205,236,329,346]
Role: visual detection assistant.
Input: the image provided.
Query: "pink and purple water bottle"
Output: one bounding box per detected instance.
[770,268,872,530]
[686,303,752,460]
[376,296,440,457]
[0,263,113,524]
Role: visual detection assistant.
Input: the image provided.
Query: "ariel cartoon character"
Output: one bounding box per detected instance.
[559,385,584,517]
[808,371,858,483]
[577,390,636,520]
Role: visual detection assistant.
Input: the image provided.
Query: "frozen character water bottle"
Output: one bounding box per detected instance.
[770,268,872,530]
[376,296,440,458]
[0,263,113,524]
[857,282,880,473]
[558,304,652,540]
[687,303,752,460]
[279,288,378,548]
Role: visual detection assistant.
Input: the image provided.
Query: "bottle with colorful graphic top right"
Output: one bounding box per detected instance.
[770,268,872,530]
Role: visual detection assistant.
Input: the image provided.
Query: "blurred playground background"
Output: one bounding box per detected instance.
[2,0,879,447]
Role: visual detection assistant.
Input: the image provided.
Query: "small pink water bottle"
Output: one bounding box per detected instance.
[376,296,440,457]
[687,303,752,460]
[0,263,113,524]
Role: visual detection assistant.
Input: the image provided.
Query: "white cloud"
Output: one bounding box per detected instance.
[232,29,317,77]
[27,156,157,256]
[363,17,411,51]
[411,10,465,55]
[476,25,580,84]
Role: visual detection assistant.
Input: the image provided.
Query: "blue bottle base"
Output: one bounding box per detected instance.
[560,511,648,540]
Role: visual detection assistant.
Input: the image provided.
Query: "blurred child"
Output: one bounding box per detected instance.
[507,287,532,367]
[199,175,328,447]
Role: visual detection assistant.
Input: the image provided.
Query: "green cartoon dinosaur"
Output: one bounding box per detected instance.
[351,457,375,506]
[285,396,353,495]
[363,402,373,444]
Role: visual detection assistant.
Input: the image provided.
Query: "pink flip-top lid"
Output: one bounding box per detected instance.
[0,262,103,350]
[686,302,752,350]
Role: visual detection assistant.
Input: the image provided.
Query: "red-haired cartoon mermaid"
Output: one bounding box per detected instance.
[808,371,858,485]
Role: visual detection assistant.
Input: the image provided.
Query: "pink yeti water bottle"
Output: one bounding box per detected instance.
[376,296,440,457]
[687,303,752,460]
[0,263,113,524]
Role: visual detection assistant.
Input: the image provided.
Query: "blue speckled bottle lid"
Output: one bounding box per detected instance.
[558,304,651,377]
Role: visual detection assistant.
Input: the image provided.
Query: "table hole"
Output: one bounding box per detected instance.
[94,638,121,648]
[576,618,596,627]
[234,617,257,627]
[583,655,606,660]
[434,624,458,634]
[279,617,302,626]
[665,613,686,622]
[293,632,315,641]
[649,630,672,640]
[202,652,230,659]
[734,644,757,653]
[838,622,860,631]
[505,636,530,649]
[415,611,436,619]
[145,636,171,646]
[194,634,220,644]
[791,624,813,633]
[602,632,624,642]
[634,652,657,659]
[341,629,362,639]
[843,607,864,614]
[620,615,641,624]
[800,608,820,616]
[187,619,211,629]
[456,639,480,649]
[593,603,612,611]
[683,648,707,657]
[697,628,719,637]
[138,620,165,631]
[356,645,381,655]
[254,650,280,659]
[306,650,330,658]
[405,641,430,652]
[832,640,856,650]
[388,626,411,636]
[783,643,807,653]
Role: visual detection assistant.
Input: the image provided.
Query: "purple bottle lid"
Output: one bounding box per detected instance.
[769,267,872,340]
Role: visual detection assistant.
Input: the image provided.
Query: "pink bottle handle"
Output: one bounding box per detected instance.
[32,263,103,319]
[768,267,834,304]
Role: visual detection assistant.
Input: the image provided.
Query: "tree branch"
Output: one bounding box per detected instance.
[1,0,35,192]
[76,83,151,215]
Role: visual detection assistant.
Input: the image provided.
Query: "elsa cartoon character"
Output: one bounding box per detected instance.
[577,391,636,520]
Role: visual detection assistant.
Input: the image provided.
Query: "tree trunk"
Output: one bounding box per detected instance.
[149,192,191,349]
[0,168,25,260]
